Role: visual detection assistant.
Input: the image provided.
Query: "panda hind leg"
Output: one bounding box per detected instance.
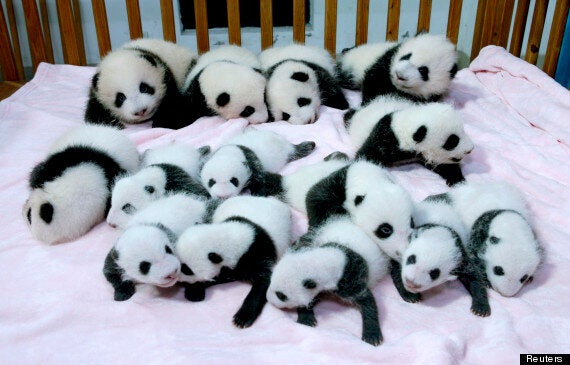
[296,306,317,327]
[354,288,383,346]
[288,141,317,162]
[232,273,271,328]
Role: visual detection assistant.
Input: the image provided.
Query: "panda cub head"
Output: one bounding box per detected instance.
[393,102,473,164]
[92,49,167,124]
[200,145,251,199]
[114,225,181,287]
[391,33,457,100]
[266,61,321,124]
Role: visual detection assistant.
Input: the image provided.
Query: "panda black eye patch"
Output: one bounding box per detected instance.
[230,177,239,187]
[165,245,173,254]
[144,185,155,194]
[282,112,291,121]
[375,223,393,239]
[354,195,364,206]
[520,274,529,283]
[303,279,317,289]
[418,66,430,81]
[240,106,255,118]
[413,126,427,143]
[400,53,412,61]
[406,255,416,265]
[181,264,194,276]
[429,268,441,281]
[115,92,126,108]
[291,72,309,82]
[26,208,32,224]
[297,98,311,107]
[208,179,216,188]
[442,134,460,151]
[216,92,230,107]
[208,252,223,264]
[139,261,151,275]
[275,291,288,302]
[139,82,155,95]
[489,236,500,244]
[122,203,135,215]
[39,202,54,224]
[493,266,505,276]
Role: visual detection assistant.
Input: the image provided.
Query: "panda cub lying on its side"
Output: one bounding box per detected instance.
[345,96,474,186]
[337,33,458,105]
[267,216,390,346]
[176,196,291,328]
[85,38,197,128]
[259,44,349,124]
[23,125,139,244]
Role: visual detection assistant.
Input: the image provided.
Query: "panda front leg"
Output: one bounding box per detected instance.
[353,288,383,346]
[390,260,422,303]
[181,282,208,302]
[296,306,317,327]
[428,163,465,187]
[232,272,271,328]
[458,274,491,317]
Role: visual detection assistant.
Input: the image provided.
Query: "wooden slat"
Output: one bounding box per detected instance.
[23,0,48,70]
[91,0,111,57]
[72,0,86,65]
[194,0,209,53]
[260,0,273,49]
[489,0,506,46]
[417,0,432,34]
[5,0,24,79]
[446,0,463,44]
[293,0,305,43]
[386,0,401,41]
[324,0,337,57]
[0,80,25,100]
[39,0,54,63]
[126,0,143,40]
[227,0,241,45]
[471,0,487,60]
[543,0,570,76]
[497,0,516,47]
[525,0,549,65]
[56,0,81,65]
[160,0,176,42]
[509,0,530,56]
[0,1,18,81]
[355,0,369,45]
[480,1,497,50]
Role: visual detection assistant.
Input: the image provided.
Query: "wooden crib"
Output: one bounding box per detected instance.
[0,0,568,98]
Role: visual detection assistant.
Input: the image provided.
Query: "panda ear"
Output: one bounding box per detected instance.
[208,252,223,264]
[303,279,317,289]
[91,73,100,90]
[354,195,365,206]
[144,185,155,194]
[110,248,120,260]
[450,63,458,79]
[291,72,309,82]
[198,145,211,157]
[216,92,230,107]
[39,202,54,224]
[413,126,427,143]
[140,53,157,67]
[442,134,460,151]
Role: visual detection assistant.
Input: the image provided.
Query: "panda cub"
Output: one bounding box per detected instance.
[448,181,542,297]
[259,44,349,124]
[267,216,390,346]
[103,193,213,301]
[176,196,291,328]
[200,129,316,199]
[107,143,211,229]
[337,33,457,104]
[183,45,269,125]
[401,194,491,316]
[85,38,197,129]
[346,96,474,186]
[23,125,139,244]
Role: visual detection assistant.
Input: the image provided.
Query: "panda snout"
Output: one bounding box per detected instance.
[404,277,422,291]
[134,108,148,117]
[396,71,408,82]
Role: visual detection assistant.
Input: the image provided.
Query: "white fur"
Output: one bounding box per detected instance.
[200,145,251,199]
[259,44,336,75]
[337,42,397,88]
[141,142,208,181]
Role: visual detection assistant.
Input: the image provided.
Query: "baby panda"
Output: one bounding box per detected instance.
[23,125,139,244]
[107,143,210,229]
[200,129,316,199]
[448,181,542,297]
[176,196,291,328]
[85,38,197,129]
[336,33,457,105]
[103,193,213,301]
[259,44,349,124]
[401,193,491,316]
[183,45,269,125]
[267,216,390,346]
[346,96,474,186]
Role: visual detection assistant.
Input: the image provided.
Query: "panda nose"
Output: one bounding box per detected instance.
[134,108,147,117]
[396,71,407,81]
[404,278,422,290]
[164,270,178,281]
[108,223,117,228]
[465,147,473,154]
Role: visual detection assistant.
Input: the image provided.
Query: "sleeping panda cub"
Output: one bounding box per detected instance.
[107,143,211,229]
[448,181,542,297]
[23,125,139,244]
[402,193,491,316]
[346,96,474,186]
[337,33,457,104]
[183,45,269,125]
[85,38,197,129]
[259,44,349,124]
[200,129,316,199]
[267,216,390,346]
[103,193,214,301]
[176,196,291,328]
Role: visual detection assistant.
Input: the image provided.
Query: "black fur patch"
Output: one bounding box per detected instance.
[282,112,290,121]
[139,261,151,275]
[442,134,460,151]
[297,97,311,107]
[354,195,364,206]
[361,45,400,104]
[139,82,155,95]
[406,255,416,265]
[181,263,194,276]
[291,72,309,82]
[39,202,54,224]
[140,53,157,67]
[91,73,99,90]
[391,259,422,303]
[429,268,441,280]
[115,92,126,108]
[413,126,427,143]
[400,53,412,61]
[306,165,349,227]
[303,279,317,289]
[26,208,32,224]
[103,248,136,301]
[208,252,223,264]
[152,163,210,197]
[418,66,429,81]
[450,63,458,79]
[235,145,283,197]
[324,151,350,161]
[375,223,393,239]
[240,106,255,118]
[144,185,155,194]
[424,193,452,204]
[469,209,515,255]
[423,162,465,186]
[276,291,288,302]
[493,266,504,276]
[216,92,231,107]
[343,108,357,127]
[122,203,135,214]
[287,141,316,162]
[489,236,500,244]
[230,177,239,187]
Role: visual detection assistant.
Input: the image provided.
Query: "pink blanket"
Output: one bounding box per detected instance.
[1,45,568,364]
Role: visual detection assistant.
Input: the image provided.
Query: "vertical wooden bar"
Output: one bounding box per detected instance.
[509,0,530,56]
[22,0,48,70]
[260,0,273,49]
[5,0,24,79]
[72,0,86,65]
[56,0,81,65]
[160,0,176,42]
[126,0,143,40]
[489,0,506,46]
[446,0,463,44]
[0,1,18,81]
[417,0,432,34]
[471,0,487,60]
[386,0,401,41]
[227,0,241,45]
[293,0,305,43]
[543,0,570,76]
[39,0,54,63]
[194,0,209,53]
[480,1,497,49]
[324,0,337,57]
[497,0,516,47]
[91,0,111,57]
[525,0,549,65]
[355,0,369,45]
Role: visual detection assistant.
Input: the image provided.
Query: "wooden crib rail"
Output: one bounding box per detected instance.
[1,0,568,84]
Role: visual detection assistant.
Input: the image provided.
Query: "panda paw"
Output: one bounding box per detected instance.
[362,332,383,346]
[471,303,491,317]
[297,309,317,327]
[232,308,257,329]
[401,291,422,303]
[184,284,206,302]
[113,284,135,301]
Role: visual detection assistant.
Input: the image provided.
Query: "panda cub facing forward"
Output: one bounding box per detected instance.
[176,196,291,328]
[23,125,139,244]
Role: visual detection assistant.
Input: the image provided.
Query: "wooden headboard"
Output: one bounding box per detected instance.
[0,0,568,84]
